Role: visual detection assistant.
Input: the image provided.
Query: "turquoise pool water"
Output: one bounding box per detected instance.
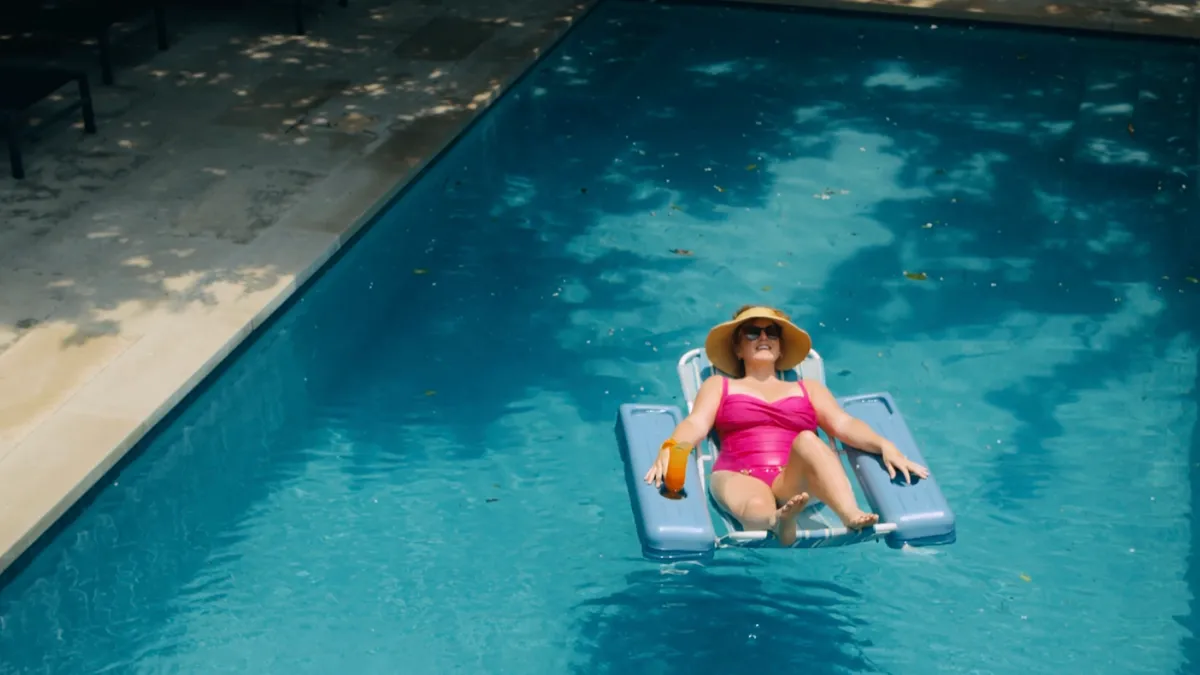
[3,1,1199,672]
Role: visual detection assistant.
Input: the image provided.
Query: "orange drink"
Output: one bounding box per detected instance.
[663,440,693,494]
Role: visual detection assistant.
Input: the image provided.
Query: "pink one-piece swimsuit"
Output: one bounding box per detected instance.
[711,376,820,486]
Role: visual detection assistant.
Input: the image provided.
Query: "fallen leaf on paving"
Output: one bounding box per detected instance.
[904,271,928,281]
[670,248,693,256]
[338,111,376,133]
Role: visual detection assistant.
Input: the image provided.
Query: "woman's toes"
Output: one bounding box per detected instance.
[779,493,809,519]
[846,512,879,530]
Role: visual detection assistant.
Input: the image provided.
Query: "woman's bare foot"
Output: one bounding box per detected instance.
[842,510,879,531]
[772,492,810,547]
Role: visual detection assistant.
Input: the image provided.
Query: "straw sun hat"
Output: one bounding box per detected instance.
[704,305,812,376]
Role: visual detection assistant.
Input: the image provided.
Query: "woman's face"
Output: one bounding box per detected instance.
[735,318,782,367]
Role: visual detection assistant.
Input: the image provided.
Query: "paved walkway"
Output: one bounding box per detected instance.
[0,0,1197,575]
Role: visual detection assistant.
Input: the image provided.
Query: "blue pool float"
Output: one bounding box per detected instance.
[615,348,956,562]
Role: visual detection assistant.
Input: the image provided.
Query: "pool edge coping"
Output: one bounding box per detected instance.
[706,0,1200,41]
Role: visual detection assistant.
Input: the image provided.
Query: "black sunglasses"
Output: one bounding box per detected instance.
[740,324,781,341]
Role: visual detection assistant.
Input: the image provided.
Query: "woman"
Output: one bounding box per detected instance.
[644,305,929,547]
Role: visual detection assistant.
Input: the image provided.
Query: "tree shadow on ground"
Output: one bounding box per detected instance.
[0,0,507,351]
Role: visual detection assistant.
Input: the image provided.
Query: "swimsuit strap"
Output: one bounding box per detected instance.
[797,379,808,396]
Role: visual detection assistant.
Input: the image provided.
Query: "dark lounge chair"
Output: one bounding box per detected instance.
[0,0,169,86]
[0,65,97,179]
[294,0,349,36]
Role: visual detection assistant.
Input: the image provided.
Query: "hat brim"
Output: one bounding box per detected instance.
[704,307,812,376]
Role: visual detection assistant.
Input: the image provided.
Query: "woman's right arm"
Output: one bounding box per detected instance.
[669,375,724,446]
[643,376,724,486]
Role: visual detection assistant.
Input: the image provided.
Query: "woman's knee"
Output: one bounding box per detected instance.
[739,494,776,517]
[714,474,776,517]
[789,430,828,464]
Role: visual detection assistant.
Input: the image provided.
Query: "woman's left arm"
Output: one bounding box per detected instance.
[804,379,889,454]
[803,378,929,483]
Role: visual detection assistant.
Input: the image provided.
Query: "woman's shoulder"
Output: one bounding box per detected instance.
[799,377,833,399]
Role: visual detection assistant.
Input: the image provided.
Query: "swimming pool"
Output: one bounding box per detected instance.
[2,0,1199,672]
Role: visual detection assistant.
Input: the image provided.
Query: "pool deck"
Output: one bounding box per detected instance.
[0,0,1197,576]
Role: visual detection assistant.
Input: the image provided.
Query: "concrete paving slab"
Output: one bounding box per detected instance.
[392,16,502,61]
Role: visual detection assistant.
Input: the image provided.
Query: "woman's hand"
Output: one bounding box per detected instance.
[881,442,929,484]
[643,447,671,488]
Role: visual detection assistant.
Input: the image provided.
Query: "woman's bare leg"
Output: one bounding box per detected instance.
[773,431,878,530]
[711,470,809,546]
